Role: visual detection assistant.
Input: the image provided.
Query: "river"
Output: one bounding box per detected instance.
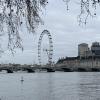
[0,72,100,100]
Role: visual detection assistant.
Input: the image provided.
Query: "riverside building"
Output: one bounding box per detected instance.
[78,43,89,58]
[78,42,100,58]
[91,42,100,56]
[56,42,100,71]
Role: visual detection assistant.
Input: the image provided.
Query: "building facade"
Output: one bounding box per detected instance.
[91,42,100,56]
[78,43,89,58]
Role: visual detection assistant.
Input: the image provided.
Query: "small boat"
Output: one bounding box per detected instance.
[21,76,24,82]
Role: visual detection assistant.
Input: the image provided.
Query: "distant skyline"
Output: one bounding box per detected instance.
[0,0,100,64]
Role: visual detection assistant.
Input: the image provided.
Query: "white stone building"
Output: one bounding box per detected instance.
[78,43,89,58]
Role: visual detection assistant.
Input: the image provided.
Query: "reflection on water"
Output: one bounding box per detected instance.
[79,72,100,100]
[0,72,100,100]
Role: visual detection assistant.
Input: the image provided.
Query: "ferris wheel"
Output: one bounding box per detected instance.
[38,30,53,66]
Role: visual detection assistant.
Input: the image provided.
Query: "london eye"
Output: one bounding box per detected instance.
[38,30,53,66]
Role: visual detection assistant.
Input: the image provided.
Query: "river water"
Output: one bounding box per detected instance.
[0,72,100,100]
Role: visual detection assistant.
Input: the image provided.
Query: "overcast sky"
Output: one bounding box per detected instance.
[0,0,100,64]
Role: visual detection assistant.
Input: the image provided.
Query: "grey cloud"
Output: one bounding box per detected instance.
[1,0,100,64]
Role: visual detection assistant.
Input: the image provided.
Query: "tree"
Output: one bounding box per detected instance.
[0,0,48,52]
[0,0,100,52]
[64,0,100,24]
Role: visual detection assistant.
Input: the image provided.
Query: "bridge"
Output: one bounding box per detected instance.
[0,66,35,73]
[0,64,100,73]
[36,66,55,72]
[0,67,14,73]
[0,65,56,73]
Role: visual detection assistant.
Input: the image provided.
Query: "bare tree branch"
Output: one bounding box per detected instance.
[0,0,100,53]
[64,0,100,24]
[0,0,48,52]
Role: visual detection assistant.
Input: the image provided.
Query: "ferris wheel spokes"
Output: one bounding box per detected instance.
[38,30,53,67]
